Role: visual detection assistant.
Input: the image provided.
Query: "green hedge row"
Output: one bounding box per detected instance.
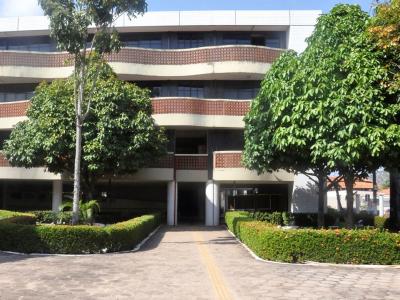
[0,212,161,254]
[29,210,73,224]
[225,211,400,265]
[0,210,36,225]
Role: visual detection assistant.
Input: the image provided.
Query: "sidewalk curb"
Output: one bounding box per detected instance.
[226,227,400,269]
[0,225,161,257]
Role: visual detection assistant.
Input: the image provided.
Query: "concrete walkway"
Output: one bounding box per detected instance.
[0,226,399,300]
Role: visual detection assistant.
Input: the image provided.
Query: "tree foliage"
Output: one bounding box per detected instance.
[369,0,400,93]
[369,0,400,229]
[38,0,148,224]
[244,4,397,228]
[4,61,167,196]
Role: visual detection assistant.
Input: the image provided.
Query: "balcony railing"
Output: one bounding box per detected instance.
[0,45,283,68]
[213,151,243,168]
[152,97,250,116]
[0,153,10,167]
[175,154,208,170]
[0,98,250,119]
[0,100,30,118]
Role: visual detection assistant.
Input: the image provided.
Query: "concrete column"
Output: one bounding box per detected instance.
[167,181,176,226]
[205,180,219,226]
[379,195,384,217]
[52,180,63,212]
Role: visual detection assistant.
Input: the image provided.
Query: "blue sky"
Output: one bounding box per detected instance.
[0,0,374,17]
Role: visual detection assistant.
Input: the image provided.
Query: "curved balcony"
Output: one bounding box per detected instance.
[152,97,250,128]
[0,100,29,129]
[0,153,61,180]
[213,151,294,182]
[0,97,250,129]
[0,45,283,82]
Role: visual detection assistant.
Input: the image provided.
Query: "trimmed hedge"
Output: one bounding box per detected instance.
[0,210,36,225]
[226,211,400,265]
[0,212,161,254]
[29,210,73,224]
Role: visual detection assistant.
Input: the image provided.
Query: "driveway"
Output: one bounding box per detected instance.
[0,226,399,300]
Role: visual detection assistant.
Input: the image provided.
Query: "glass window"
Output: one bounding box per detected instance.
[125,39,162,49]
[151,87,162,97]
[223,88,259,100]
[266,38,281,48]
[178,86,204,98]
[177,33,205,49]
[0,91,34,102]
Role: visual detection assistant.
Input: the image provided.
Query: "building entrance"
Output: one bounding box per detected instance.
[177,182,205,224]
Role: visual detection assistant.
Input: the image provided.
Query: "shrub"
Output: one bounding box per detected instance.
[282,212,295,226]
[355,211,375,227]
[29,210,73,224]
[0,210,36,225]
[225,211,400,264]
[0,211,161,254]
[374,216,390,231]
[30,211,57,224]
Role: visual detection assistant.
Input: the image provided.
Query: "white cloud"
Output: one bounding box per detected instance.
[0,0,43,17]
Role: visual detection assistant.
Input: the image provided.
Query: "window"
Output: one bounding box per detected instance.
[0,92,34,102]
[266,38,282,48]
[251,36,266,46]
[151,87,162,97]
[178,86,204,98]
[177,33,205,49]
[223,88,259,100]
[125,39,162,49]
[220,33,250,45]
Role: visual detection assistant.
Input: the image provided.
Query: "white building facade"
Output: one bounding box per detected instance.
[0,10,321,225]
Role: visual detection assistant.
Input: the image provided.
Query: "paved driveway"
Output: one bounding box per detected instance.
[0,226,399,300]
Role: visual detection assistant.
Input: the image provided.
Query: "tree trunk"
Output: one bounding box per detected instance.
[334,183,344,213]
[389,169,400,230]
[372,170,378,205]
[344,174,355,228]
[317,173,325,228]
[72,67,84,225]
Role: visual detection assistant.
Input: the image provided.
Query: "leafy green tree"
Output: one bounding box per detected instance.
[38,0,147,224]
[4,61,166,202]
[244,5,394,228]
[244,51,338,228]
[369,0,400,229]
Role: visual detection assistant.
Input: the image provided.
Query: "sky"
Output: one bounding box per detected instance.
[0,0,375,17]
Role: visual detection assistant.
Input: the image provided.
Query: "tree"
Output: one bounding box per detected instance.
[4,60,166,201]
[244,5,393,228]
[369,0,400,229]
[38,0,147,224]
[243,50,338,228]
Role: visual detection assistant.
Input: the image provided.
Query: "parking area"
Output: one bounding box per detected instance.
[0,226,399,300]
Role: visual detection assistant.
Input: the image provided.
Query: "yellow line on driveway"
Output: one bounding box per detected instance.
[192,231,234,300]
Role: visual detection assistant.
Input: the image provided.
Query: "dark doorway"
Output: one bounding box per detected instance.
[178,182,205,224]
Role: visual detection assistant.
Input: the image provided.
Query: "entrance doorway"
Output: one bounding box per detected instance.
[177,182,205,224]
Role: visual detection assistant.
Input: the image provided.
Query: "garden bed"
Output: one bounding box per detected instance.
[0,210,161,254]
[225,211,400,265]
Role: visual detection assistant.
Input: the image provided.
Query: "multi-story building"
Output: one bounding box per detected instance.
[0,10,320,225]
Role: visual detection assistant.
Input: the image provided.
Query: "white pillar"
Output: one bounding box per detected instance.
[167,181,176,226]
[379,195,384,217]
[52,180,63,212]
[205,180,219,226]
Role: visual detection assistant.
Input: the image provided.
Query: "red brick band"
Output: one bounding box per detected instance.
[214,152,243,168]
[0,153,10,167]
[175,155,208,170]
[0,101,30,118]
[0,98,250,118]
[152,98,250,116]
[0,46,283,67]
